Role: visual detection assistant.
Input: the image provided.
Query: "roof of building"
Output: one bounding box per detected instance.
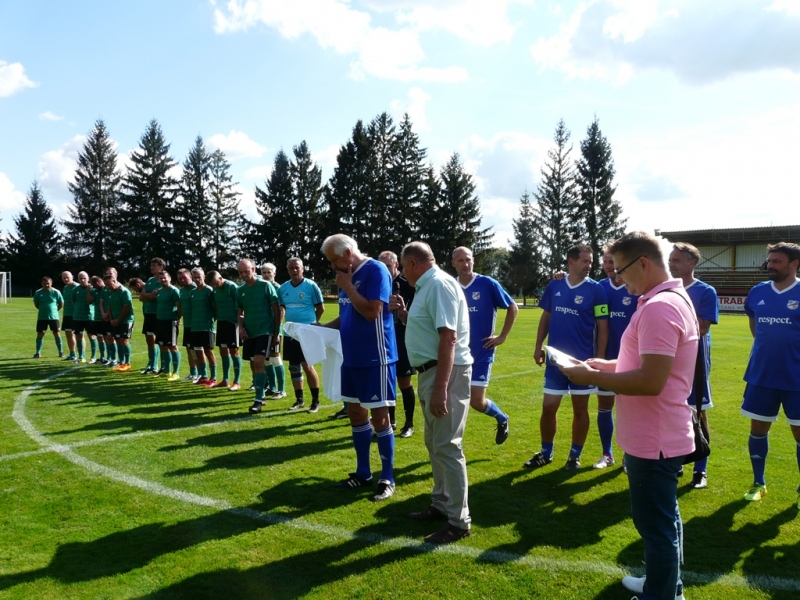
[657,225,800,245]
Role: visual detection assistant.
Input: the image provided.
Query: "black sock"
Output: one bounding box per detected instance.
[295,389,304,403]
[310,387,320,403]
[389,405,396,424]
[401,386,415,426]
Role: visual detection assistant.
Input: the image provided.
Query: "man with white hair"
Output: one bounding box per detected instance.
[262,262,288,401]
[321,234,398,502]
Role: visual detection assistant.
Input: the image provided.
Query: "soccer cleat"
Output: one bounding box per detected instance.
[523,452,553,469]
[622,576,685,600]
[216,380,229,388]
[593,454,616,469]
[195,377,209,385]
[167,373,181,382]
[152,369,166,377]
[622,456,627,474]
[58,352,64,358]
[106,360,119,368]
[399,425,414,438]
[88,358,98,364]
[370,480,395,502]
[118,364,131,372]
[247,384,255,391]
[248,401,263,414]
[744,483,767,501]
[100,359,110,365]
[270,391,287,399]
[677,465,684,477]
[495,418,510,445]
[331,405,349,419]
[334,473,372,488]
[33,353,41,358]
[229,383,241,391]
[64,355,75,361]
[288,400,305,411]
[308,402,320,414]
[181,374,195,382]
[204,378,218,388]
[564,457,581,471]
[140,367,155,375]
[391,422,397,430]
[690,471,708,489]
[408,505,448,521]
[424,523,471,545]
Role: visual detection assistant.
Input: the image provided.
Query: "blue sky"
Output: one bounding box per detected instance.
[2,0,799,249]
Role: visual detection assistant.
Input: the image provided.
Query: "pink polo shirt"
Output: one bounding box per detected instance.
[615,279,697,460]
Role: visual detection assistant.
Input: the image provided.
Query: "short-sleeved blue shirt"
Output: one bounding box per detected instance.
[684,279,719,372]
[600,277,638,360]
[459,274,514,364]
[539,277,609,360]
[280,278,323,325]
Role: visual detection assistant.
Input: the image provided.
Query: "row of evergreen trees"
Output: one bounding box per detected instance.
[0,113,625,295]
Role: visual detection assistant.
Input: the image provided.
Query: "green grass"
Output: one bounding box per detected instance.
[0,301,798,599]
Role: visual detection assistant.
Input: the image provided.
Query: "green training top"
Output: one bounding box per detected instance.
[107,286,134,323]
[34,288,63,321]
[179,283,196,326]
[156,284,180,320]
[270,280,284,335]
[61,282,81,316]
[90,287,105,321]
[190,285,216,333]
[143,276,160,315]
[237,279,279,338]
[72,284,95,321]
[214,280,239,323]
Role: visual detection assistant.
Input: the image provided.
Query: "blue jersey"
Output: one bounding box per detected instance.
[744,279,800,391]
[684,279,719,373]
[459,274,514,364]
[540,277,609,360]
[600,278,637,360]
[338,258,397,368]
[280,278,323,325]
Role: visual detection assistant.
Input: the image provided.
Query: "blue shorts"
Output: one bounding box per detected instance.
[544,363,597,395]
[688,376,713,410]
[341,363,397,409]
[470,361,493,387]
[741,383,800,426]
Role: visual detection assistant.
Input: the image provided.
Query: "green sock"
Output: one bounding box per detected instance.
[265,364,276,391]
[233,355,242,384]
[210,364,217,380]
[171,350,180,375]
[221,355,231,382]
[55,337,63,353]
[36,338,43,354]
[90,338,98,359]
[275,364,285,392]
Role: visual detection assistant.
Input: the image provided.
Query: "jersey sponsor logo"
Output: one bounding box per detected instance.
[788,300,798,310]
[555,306,580,316]
[472,291,481,300]
[339,297,352,305]
[610,311,627,318]
[622,296,632,306]
[758,316,791,325]
[469,306,478,312]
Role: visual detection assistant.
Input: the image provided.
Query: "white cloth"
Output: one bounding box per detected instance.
[283,322,343,401]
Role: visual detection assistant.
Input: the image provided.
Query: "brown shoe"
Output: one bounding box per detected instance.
[424,523,471,544]
[407,505,448,521]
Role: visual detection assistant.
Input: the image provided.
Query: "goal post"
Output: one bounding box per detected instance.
[0,272,10,303]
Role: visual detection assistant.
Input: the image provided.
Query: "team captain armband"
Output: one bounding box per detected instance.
[594,304,609,318]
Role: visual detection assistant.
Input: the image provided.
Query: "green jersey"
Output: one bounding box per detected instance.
[270,281,284,335]
[190,285,216,333]
[72,285,95,321]
[214,280,239,323]
[34,288,63,320]
[90,287,105,321]
[107,286,134,323]
[156,284,180,320]
[237,279,279,338]
[179,283,196,326]
[61,282,81,316]
[143,276,160,315]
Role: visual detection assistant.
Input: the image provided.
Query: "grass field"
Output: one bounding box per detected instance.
[1,300,799,599]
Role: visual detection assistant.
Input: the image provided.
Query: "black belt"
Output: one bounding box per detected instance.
[415,360,438,373]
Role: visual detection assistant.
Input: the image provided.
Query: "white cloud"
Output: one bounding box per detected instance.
[37,136,85,215]
[0,173,26,224]
[312,143,340,176]
[390,86,432,131]
[531,0,800,85]
[244,164,273,181]
[207,130,267,160]
[0,60,37,97]
[39,111,64,121]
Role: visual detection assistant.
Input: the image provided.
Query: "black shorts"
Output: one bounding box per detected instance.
[217,321,240,348]
[395,328,417,377]
[142,313,158,336]
[101,321,114,337]
[90,321,105,336]
[283,335,306,365]
[155,319,179,347]
[73,319,92,334]
[36,319,59,333]
[182,326,192,347]
[243,334,273,361]
[61,315,74,332]
[113,322,134,339]
[191,330,216,350]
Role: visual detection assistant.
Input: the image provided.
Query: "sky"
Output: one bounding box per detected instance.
[1,0,800,250]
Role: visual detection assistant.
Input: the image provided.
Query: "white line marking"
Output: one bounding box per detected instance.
[11,370,800,592]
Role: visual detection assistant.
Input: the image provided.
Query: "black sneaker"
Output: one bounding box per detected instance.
[399,425,414,438]
[288,400,305,411]
[495,418,510,445]
[691,471,708,489]
[391,422,397,430]
[33,353,41,358]
[564,457,581,471]
[677,465,684,477]
[334,472,372,489]
[370,480,395,502]
[140,366,155,375]
[523,452,553,469]
[331,405,349,419]
[308,402,320,414]
[248,401,263,414]
[152,369,166,377]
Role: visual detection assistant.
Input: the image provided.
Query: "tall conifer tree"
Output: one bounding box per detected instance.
[290,141,325,277]
[388,113,427,249]
[7,182,61,286]
[207,149,243,270]
[177,135,212,266]
[249,149,295,269]
[507,190,544,296]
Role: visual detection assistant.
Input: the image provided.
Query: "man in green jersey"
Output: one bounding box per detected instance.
[154,271,182,381]
[105,272,134,372]
[208,270,242,389]
[176,268,198,381]
[238,259,281,414]
[99,268,120,367]
[89,276,108,364]
[137,257,165,374]
[261,262,287,399]
[33,276,64,358]
[61,271,81,360]
[71,271,96,364]
[190,267,219,387]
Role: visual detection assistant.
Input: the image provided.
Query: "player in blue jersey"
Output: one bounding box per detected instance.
[740,242,800,507]
[280,258,324,411]
[669,242,719,489]
[527,245,609,470]
[452,247,518,445]
[321,234,398,503]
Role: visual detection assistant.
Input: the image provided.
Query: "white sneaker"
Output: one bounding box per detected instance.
[622,576,685,599]
[593,454,615,469]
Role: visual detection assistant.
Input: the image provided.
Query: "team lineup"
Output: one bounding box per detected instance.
[30,232,800,600]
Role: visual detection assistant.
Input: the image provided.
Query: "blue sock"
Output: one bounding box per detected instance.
[749,434,768,485]
[569,443,584,460]
[542,441,554,460]
[597,409,614,456]
[253,372,266,401]
[351,422,373,481]
[375,427,395,484]
[694,456,709,473]
[483,399,508,423]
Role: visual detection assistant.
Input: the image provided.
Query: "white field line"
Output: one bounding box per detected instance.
[8,370,800,592]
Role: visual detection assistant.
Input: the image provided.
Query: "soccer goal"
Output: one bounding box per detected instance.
[0,272,10,303]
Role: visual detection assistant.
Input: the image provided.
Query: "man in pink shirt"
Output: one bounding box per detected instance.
[562,231,696,600]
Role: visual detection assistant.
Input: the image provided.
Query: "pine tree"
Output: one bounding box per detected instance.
[362,112,397,257]
[506,190,545,297]
[576,117,626,278]
[535,119,581,274]
[119,119,180,272]
[290,141,326,278]
[416,164,442,255]
[207,149,243,270]
[62,119,124,274]
[388,113,427,250]
[177,135,212,267]
[248,149,292,268]
[7,182,62,287]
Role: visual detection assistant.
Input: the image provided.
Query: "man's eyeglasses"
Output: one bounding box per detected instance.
[614,255,646,276]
